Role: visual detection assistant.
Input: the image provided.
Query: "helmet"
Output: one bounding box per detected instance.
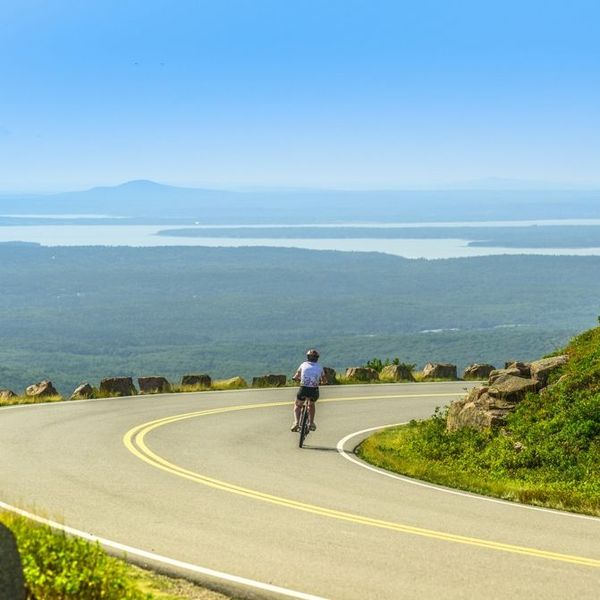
[306,349,320,362]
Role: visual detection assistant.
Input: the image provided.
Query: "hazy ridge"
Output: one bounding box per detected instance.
[2,180,600,224]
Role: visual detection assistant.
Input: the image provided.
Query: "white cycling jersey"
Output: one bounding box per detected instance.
[297,361,324,387]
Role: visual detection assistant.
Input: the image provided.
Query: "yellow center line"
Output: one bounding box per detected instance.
[122,393,600,569]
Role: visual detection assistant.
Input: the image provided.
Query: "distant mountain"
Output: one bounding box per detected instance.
[1,180,599,224]
[86,179,178,194]
[69,179,220,199]
[0,180,229,219]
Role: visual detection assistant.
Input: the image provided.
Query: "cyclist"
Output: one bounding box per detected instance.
[291,348,327,432]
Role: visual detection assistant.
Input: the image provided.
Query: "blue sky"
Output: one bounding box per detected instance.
[1,0,599,191]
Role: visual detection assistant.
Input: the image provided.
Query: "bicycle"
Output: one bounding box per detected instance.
[297,396,311,448]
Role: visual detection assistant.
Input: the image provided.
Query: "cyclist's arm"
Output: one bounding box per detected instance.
[292,368,301,382]
[320,371,328,385]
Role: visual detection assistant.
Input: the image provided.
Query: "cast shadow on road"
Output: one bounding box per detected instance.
[302,445,346,452]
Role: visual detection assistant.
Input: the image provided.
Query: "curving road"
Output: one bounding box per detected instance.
[1,383,599,599]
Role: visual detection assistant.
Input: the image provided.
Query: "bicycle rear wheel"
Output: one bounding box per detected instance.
[298,404,309,448]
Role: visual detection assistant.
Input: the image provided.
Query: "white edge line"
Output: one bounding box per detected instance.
[336,424,600,522]
[0,500,328,600]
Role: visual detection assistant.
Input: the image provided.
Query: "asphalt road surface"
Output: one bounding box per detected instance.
[1,383,599,599]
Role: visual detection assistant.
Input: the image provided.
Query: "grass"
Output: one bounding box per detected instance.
[211,377,248,390]
[411,373,458,382]
[357,326,600,517]
[169,383,212,394]
[357,418,600,515]
[0,394,64,407]
[0,512,230,600]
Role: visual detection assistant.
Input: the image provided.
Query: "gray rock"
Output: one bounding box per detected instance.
[181,374,212,388]
[489,367,524,383]
[447,386,513,431]
[0,523,26,600]
[70,383,94,400]
[463,363,495,380]
[25,380,58,397]
[486,392,521,410]
[345,367,380,382]
[447,356,567,433]
[504,361,532,378]
[447,398,499,431]
[530,355,569,387]
[422,363,457,381]
[138,376,171,394]
[488,375,538,401]
[99,377,137,397]
[322,367,338,385]
[0,389,17,400]
[252,374,287,387]
[380,364,415,382]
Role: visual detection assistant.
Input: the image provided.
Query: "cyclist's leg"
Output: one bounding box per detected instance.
[292,388,307,431]
[308,387,319,429]
[294,398,304,423]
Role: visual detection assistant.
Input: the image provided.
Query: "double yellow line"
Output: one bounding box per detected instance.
[123,394,600,569]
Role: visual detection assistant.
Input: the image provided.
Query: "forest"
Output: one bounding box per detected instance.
[1,244,598,395]
[158,224,600,249]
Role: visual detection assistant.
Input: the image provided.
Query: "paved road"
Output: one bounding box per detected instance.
[1,383,599,599]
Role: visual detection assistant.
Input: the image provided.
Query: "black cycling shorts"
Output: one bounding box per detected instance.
[297,386,320,402]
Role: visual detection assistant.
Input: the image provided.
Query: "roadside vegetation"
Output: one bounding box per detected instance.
[0,513,229,600]
[0,363,431,407]
[364,357,402,372]
[0,394,64,407]
[357,326,600,516]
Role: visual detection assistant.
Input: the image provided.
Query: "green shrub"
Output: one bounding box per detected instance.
[364,357,415,373]
[1,514,150,600]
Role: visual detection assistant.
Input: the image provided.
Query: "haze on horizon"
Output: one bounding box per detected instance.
[1,0,599,193]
